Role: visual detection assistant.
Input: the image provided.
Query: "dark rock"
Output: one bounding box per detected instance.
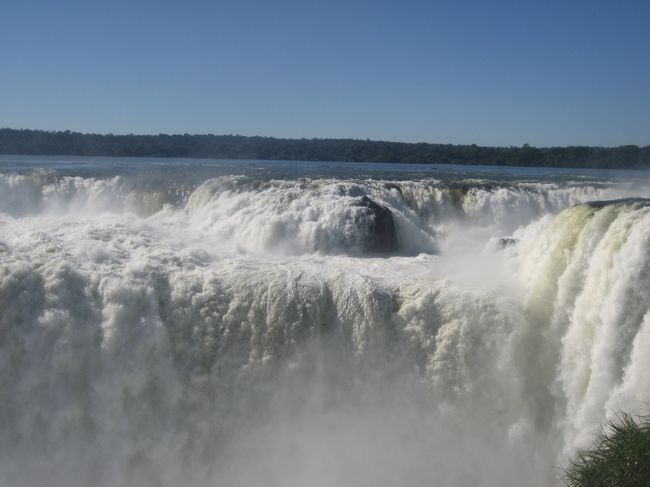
[585,198,650,209]
[497,237,518,249]
[383,183,403,195]
[351,196,399,253]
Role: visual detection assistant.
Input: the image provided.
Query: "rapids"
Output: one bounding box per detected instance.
[1,158,650,486]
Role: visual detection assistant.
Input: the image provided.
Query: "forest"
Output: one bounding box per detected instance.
[1,128,649,169]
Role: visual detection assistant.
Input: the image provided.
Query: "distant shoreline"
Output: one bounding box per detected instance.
[2,128,649,169]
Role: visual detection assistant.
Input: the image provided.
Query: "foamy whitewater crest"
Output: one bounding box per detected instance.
[2,168,650,486]
[183,176,436,255]
[182,176,649,255]
[2,171,648,255]
[0,210,551,486]
[397,179,648,232]
[0,171,186,217]
[511,199,650,456]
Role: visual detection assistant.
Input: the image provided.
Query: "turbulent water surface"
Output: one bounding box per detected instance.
[2,155,650,487]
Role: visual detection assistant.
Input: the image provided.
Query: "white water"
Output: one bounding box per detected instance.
[1,167,650,486]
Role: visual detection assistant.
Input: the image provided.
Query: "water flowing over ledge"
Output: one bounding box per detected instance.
[2,162,650,486]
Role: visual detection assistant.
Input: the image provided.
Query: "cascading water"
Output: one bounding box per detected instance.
[1,158,650,487]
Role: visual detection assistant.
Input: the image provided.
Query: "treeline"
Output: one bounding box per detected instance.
[1,128,649,169]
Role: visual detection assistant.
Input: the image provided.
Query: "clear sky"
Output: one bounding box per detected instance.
[1,0,649,147]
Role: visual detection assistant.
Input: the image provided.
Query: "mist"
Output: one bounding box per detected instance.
[2,165,650,486]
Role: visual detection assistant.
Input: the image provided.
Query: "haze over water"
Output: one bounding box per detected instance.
[2,156,650,486]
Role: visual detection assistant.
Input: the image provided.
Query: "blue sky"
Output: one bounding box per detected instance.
[1,0,648,146]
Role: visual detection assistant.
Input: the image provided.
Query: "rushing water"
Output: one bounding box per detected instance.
[2,155,650,487]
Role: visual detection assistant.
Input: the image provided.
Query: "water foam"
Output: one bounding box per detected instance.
[2,171,650,486]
